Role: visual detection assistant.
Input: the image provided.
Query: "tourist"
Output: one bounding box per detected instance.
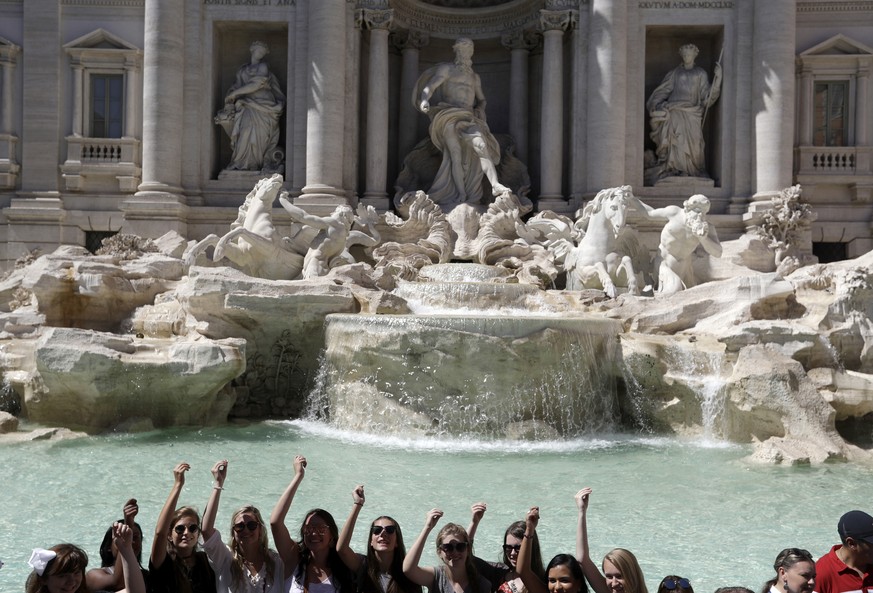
[814,511,873,593]
[516,506,587,593]
[467,502,545,593]
[26,523,146,593]
[713,588,754,593]
[761,548,815,593]
[271,455,354,593]
[149,462,216,593]
[336,484,421,593]
[403,509,490,593]
[575,487,647,593]
[202,459,285,593]
[657,576,694,593]
[86,498,147,592]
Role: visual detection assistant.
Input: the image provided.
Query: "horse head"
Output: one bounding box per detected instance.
[578,185,632,238]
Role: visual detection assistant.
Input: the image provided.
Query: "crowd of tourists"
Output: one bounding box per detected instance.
[18,457,873,593]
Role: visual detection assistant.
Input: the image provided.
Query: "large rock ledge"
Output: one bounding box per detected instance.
[0,237,872,465]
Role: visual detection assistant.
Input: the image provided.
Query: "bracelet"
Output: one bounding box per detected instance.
[353,502,363,506]
[523,533,533,538]
[213,485,223,490]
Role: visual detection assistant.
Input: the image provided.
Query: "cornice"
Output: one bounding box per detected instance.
[797,1,873,13]
[391,0,549,39]
[61,0,144,6]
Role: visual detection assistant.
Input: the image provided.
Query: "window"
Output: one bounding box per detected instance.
[813,81,848,147]
[91,74,124,138]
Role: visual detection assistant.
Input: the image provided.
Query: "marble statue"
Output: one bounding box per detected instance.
[182,174,305,280]
[215,41,286,173]
[630,193,722,294]
[646,44,722,183]
[372,190,453,275]
[279,199,381,280]
[562,186,645,297]
[413,38,510,206]
[755,184,818,276]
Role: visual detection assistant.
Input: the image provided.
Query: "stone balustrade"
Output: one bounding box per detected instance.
[61,136,141,192]
[796,146,873,176]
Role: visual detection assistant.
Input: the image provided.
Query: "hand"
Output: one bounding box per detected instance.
[425,508,444,529]
[575,487,592,512]
[212,459,228,486]
[470,502,487,525]
[173,462,190,486]
[714,63,722,80]
[122,498,138,526]
[293,455,307,477]
[353,485,365,506]
[525,506,539,531]
[112,522,133,554]
[419,100,430,113]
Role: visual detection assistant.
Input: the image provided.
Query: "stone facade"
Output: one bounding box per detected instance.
[0,0,870,267]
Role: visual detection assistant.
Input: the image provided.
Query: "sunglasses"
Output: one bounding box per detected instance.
[663,579,691,590]
[439,542,469,554]
[371,525,397,536]
[233,520,260,533]
[173,524,200,535]
[503,544,521,553]
[304,525,330,536]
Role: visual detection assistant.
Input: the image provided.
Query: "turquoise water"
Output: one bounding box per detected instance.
[3,420,871,593]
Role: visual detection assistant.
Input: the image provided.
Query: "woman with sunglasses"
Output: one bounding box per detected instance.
[760,548,815,593]
[403,509,490,593]
[271,455,355,593]
[149,462,216,593]
[336,484,421,593]
[657,577,693,593]
[467,502,546,593]
[516,506,588,593]
[575,488,647,593]
[202,459,285,593]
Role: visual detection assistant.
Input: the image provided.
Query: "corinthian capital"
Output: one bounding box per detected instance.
[540,9,578,32]
[356,8,394,31]
[392,29,430,52]
[501,29,539,52]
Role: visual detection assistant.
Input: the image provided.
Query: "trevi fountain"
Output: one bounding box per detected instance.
[3,1,873,590]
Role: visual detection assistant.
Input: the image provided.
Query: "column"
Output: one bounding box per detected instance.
[299,0,348,210]
[501,29,537,163]
[132,0,185,201]
[538,9,576,207]
[586,0,627,191]
[70,64,83,137]
[798,64,813,146]
[395,29,428,167]
[123,57,138,139]
[0,52,17,134]
[856,64,870,146]
[752,0,795,196]
[0,43,21,190]
[359,7,393,209]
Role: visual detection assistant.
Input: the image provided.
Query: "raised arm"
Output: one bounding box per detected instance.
[271,454,307,579]
[151,463,189,569]
[517,507,547,593]
[575,488,608,593]
[201,460,228,542]
[337,484,366,572]
[403,509,443,586]
[114,522,146,593]
[279,195,330,229]
[467,502,487,544]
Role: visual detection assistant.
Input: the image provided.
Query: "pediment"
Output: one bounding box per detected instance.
[64,28,138,51]
[800,34,873,57]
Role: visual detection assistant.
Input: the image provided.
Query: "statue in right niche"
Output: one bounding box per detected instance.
[646,43,722,184]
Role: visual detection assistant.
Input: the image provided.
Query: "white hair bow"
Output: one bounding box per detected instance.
[27,548,56,576]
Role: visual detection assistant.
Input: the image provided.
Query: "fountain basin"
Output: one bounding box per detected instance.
[314,313,622,438]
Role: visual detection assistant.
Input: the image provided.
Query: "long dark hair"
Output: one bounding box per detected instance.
[99,521,144,566]
[547,555,588,593]
[294,509,354,593]
[363,516,422,593]
[760,548,815,593]
[504,521,545,581]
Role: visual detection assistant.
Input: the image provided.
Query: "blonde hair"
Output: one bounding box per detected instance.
[603,548,647,593]
[229,506,275,589]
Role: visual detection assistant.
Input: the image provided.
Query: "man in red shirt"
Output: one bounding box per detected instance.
[815,511,873,593]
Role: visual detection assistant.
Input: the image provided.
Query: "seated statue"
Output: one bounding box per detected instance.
[215,41,285,173]
[646,43,722,183]
[413,37,510,207]
[629,193,722,294]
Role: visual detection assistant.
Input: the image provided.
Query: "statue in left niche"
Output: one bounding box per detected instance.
[215,40,286,174]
